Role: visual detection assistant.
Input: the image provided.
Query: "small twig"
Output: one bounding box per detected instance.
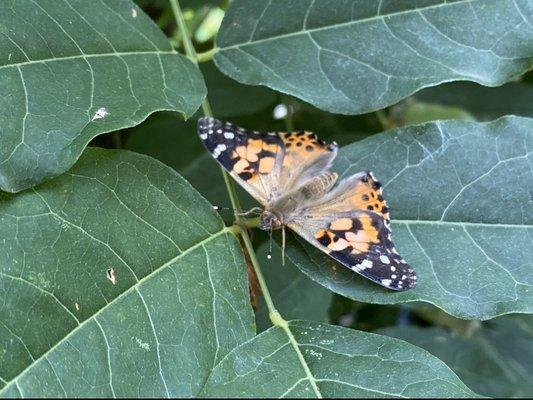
[169,0,282,320]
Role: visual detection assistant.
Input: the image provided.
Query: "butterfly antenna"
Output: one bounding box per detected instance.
[267,225,273,260]
[235,206,263,217]
[213,205,239,212]
[281,225,286,266]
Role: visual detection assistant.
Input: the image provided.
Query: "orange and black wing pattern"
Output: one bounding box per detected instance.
[310,212,416,291]
[289,172,416,291]
[197,117,337,203]
[197,117,284,203]
[306,171,390,220]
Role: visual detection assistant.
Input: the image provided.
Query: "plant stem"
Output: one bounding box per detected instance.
[170,0,197,64]
[197,47,219,62]
[170,0,239,210]
[240,231,277,315]
[376,109,394,131]
[170,0,282,322]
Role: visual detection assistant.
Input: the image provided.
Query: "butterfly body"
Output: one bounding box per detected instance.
[197,117,417,291]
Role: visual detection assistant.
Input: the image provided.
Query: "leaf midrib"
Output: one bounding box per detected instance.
[218,0,475,50]
[0,226,232,395]
[0,50,177,71]
[392,219,533,228]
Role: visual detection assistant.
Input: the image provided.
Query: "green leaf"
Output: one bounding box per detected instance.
[202,61,277,117]
[0,0,206,193]
[202,320,478,397]
[380,315,533,398]
[286,116,533,320]
[0,148,255,397]
[415,81,533,121]
[255,242,333,332]
[215,0,533,114]
[122,112,256,214]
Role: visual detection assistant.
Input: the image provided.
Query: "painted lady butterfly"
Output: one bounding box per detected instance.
[197,117,417,291]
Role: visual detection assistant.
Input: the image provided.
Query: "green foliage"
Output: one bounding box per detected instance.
[1,0,532,398]
[0,148,254,397]
[380,315,533,397]
[0,0,205,193]
[215,0,533,114]
[202,321,478,398]
[287,117,533,320]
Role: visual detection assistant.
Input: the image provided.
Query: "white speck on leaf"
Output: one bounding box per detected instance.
[132,8,137,18]
[92,107,109,121]
[75,302,80,311]
[135,337,150,350]
[106,268,117,285]
[307,349,323,360]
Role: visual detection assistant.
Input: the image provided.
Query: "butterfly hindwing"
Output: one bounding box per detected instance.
[291,211,416,291]
[305,171,390,221]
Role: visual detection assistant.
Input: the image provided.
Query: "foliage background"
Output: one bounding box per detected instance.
[0,0,532,398]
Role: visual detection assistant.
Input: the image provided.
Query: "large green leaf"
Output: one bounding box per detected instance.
[380,315,533,398]
[202,320,478,398]
[0,0,206,193]
[286,116,533,320]
[202,62,277,117]
[123,112,256,215]
[0,148,255,397]
[215,0,533,114]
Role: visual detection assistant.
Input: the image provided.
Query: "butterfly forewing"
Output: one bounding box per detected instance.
[197,117,283,204]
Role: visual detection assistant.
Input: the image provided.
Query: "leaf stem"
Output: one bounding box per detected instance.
[376,109,395,130]
[197,47,219,62]
[170,0,281,321]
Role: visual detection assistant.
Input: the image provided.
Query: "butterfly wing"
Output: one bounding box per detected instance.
[305,171,390,220]
[198,118,415,290]
[287,172,416,291]
[197,117,337,205]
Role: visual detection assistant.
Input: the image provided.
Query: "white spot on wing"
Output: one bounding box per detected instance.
[213,143,227,158]
[355,259,373,270]
[224,132,235,139]
[379,255,390,264]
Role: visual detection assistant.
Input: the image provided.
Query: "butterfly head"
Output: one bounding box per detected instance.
[259,210,283,231]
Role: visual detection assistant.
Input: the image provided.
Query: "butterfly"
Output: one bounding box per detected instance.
[197,117,417,291]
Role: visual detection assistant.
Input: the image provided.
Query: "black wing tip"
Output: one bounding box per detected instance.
[332,249,418,292]
[383,265,417,291]
[197,116,220,131]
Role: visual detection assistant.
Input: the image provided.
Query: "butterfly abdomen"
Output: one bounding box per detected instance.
[300,172,338,200]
